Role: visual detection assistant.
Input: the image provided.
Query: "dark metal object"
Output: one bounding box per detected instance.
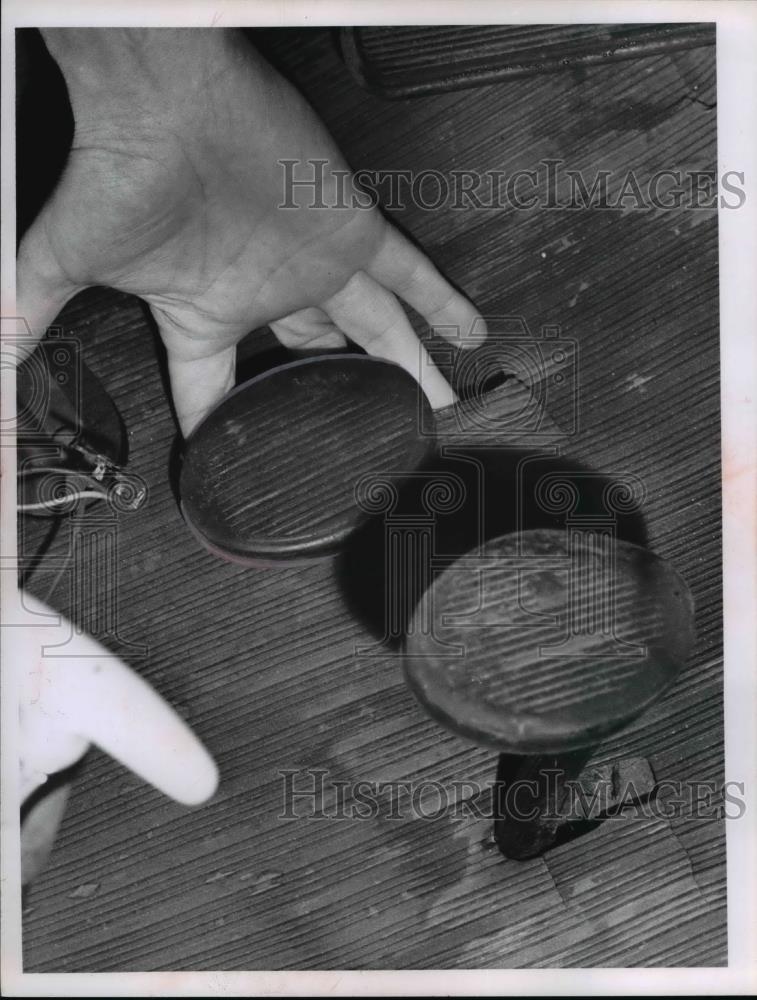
[17,335,127,468]
[340,23,715,98]
[494,754,658,858]
[16,336,141,517]
[404,529,695,859]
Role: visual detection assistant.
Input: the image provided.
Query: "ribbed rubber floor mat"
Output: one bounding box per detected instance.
[341,23,715,97]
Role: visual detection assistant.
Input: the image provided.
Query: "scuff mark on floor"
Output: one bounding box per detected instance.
[568,280,590,307]
[626,373,654,392]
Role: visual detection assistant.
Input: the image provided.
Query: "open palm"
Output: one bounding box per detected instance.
[18,30,482,433]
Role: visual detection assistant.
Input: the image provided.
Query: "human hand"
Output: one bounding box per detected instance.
[13,590,218,882]
[17,29,484,435]
[16,590,218,805]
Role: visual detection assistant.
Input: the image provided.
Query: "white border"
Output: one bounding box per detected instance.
[2,1,755,995]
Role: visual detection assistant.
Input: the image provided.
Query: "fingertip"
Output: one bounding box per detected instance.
[468,312,489,344]
[270,308,348,351]
[178,750,220,806]
[435,309,488,350]
[419,360,458,410]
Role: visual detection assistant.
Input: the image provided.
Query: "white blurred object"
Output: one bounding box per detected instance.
[13,591,219,881]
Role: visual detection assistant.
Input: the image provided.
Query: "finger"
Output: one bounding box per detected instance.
[367,227,486,345]
[16,221,81,362]
[57,651,219,807]
[21,780,71,885]
[322,271,456,409]
[18,592,219,807]
[167,348,236,438]
[270,307,348,351]
[152,309,236,437]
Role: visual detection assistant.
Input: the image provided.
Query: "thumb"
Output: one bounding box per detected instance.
[16,213,81,360]
[153,308,237,438]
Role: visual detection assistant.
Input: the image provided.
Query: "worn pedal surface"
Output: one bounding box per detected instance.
[404,530,695,753]
[180,355,433,563]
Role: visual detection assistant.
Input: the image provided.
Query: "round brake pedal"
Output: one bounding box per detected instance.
[180,355,433,564]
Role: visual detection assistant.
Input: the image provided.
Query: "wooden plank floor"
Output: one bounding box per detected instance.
[20,29,724,969]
